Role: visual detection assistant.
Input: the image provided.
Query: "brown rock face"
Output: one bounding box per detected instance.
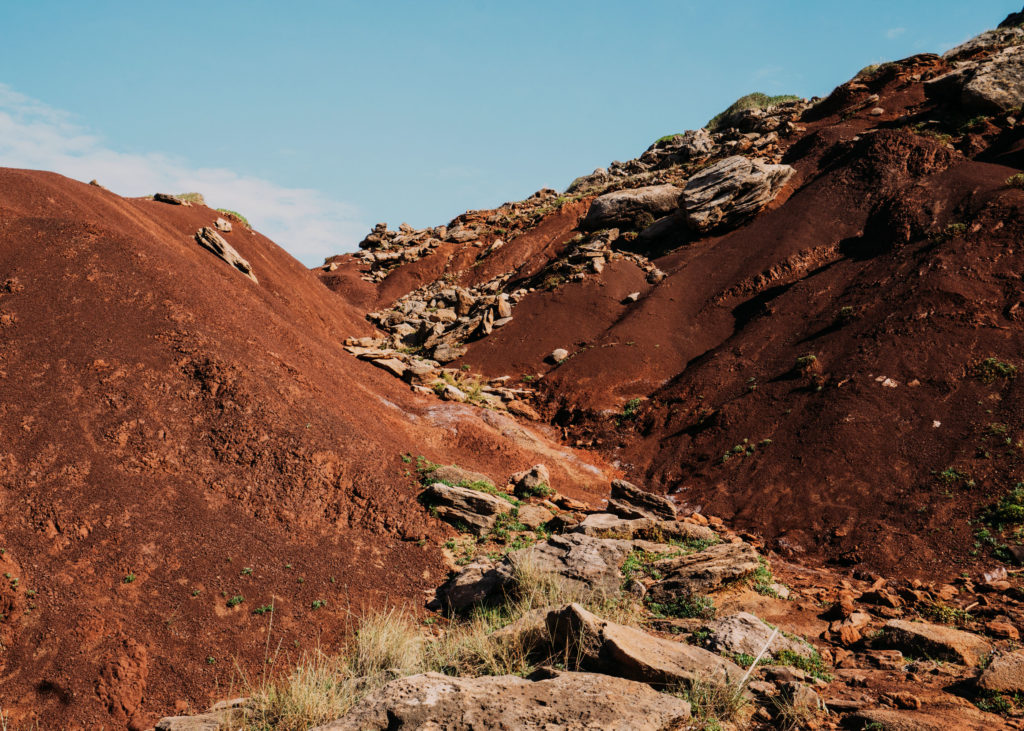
[312,671,692,730]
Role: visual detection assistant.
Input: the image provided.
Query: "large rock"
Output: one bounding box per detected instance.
[434,533,677,610]
[511,464,551,497]
[701,612,816,661]
[882,619,993,667]
[547,603,743,687]
[420,483,512,536]
[581,184,683,230]
[609,478,677,521]
[194,227,257,283]
[312,670,691,730]
[646,541,761,601]
[928,35,1024,112]
[575,512,717,544]
[681,156,794,233]
[978,650,1024,694]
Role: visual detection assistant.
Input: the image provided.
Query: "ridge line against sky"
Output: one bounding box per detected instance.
[0,1,1018,265]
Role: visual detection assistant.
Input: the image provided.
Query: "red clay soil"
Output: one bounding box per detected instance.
[0,170,612,729]
[321,53,1024,582]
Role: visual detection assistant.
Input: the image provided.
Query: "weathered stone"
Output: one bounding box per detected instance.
[609,478,677,521]
[547,603,743,687]
[434,558,505,611]
[312,670,691,731]
[549,348,569,363]
[581,184,683,231]
[441,384,467,402]
[507,400,540,420]
[646,541,761,600]
[682,156,794,233]
[848,708,965,731]
[420,483,512,536]
[963,45,1024,111]
[516,504,554,530]
[432,342,467,363]
[371,357,406,378]
[153,192,184,205]
[977,650,1024,694]
[701,612,816,660]
[195,227,257,283]
[882,619,993,666]
[575,513,715,544]
[214,217,232,232]
[511,464,551,497]
[497,298,513,318]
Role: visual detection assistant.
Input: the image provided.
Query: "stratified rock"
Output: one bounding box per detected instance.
[646,541,761,600]
[701,612,816,660]
[434,558,506,611]
[516,504,554,530]
[977,650,1024,694]
[681,156,794,233]
[575,513,716,544]
[420,483,512,536]
[609,478,677,521]
[153,193,184,205]
[963,45,1024,111]
[371,357,406,378]
[581,184,683,230]
[546,603,743,687]
[214,217,232,232]
[882,619,993,666]
[311,671,691,731]
[432,342,467,363]
[194,227,257,283]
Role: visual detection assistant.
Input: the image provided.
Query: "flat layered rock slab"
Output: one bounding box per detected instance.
[646,541,761,600]
[420,483,512,536]
[882,619,993,667]
[312,671,692,731]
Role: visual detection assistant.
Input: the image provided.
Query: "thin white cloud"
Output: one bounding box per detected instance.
[886,27,906,40]
[0,83,366,265]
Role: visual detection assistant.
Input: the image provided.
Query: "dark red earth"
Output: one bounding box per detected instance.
[323,53,1024,582]
[0,172,611,728]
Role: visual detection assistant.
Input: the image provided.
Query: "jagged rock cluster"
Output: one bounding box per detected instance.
[566,99,808,198]
[927,26,1024,112]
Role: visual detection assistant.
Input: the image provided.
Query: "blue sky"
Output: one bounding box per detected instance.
[0,1,1018,264]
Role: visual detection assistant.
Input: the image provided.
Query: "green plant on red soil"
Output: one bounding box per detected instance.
[1006,173,1024,189]
[706,92,801,131]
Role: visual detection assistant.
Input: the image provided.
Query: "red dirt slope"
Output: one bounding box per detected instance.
[0,170,610,729]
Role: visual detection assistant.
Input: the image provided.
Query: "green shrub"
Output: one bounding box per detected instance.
[975,357,1017,383]
[1006,173,1024,190]
[706,92,802,132]
[216,208,251,227]
[646,594,716,619]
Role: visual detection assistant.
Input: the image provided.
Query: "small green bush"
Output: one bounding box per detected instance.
[217,208,251,227]
[975,357,1017,383]
[646,594,716,619]
[706,92,802,132]
[1006,173,1024,190]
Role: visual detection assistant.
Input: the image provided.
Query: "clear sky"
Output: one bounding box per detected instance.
[0,1,1019,264]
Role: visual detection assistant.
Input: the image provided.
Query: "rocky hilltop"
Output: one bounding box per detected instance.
[4,7,1024,731]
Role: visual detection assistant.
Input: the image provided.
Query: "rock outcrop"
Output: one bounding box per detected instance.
[311,671,692,731]
[194,227,257,283]
[681,156,795,233]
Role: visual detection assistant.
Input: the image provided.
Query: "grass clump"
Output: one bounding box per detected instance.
[975,357,1017,384]
[706,92,801,132]
[981,484,1024,530]
[679,676,751,727]
[646,594,716,620]
[775,648,832,682]
[217,208,251,227]
[1006,173,1024,190]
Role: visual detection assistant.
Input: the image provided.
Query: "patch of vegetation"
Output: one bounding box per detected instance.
[175,192,206,204]
[834,305,857,325]
[122,572,137,584]
[775,648,832,682]
[217,208,251,227]
[678,677,751,727]
[719,437,769,464]
[794,354,817,369]
[981,484,1024,530]
[974,357,1017,384]
[935,467,975,489]
[227,594,245,608]
[1006,173,1024,190]
[311,599,327,610]
[646,593,716,620]
[750,557,782,598]
[960,115,990,133]
[920,602,973,627]
[706,92,801,132]
[618,397,643,423]
[253,604,274,616]
[655,133,683,144]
